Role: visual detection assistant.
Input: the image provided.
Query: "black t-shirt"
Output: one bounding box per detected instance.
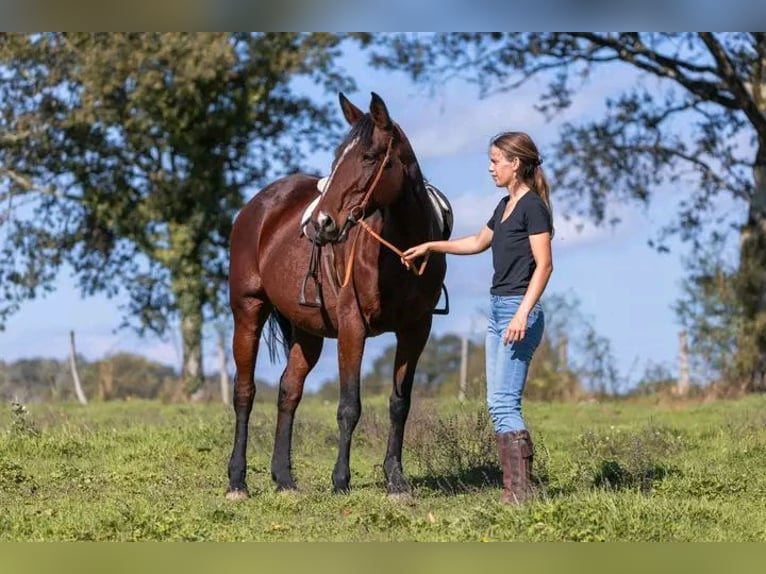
[486,191,552,296]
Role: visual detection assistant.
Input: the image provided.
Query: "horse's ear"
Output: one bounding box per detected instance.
[369,92,392,132]
[339,92,364,126]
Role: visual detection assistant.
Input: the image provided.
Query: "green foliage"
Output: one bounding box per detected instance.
[577,424,683,492]
[80,352,177,400]
[674,236,764,391]
[629,361,680,397]
[0,32,363,391]
[371,32,766,390]
[0,354,185,402]
[372,33,759,240]
[9,401,40,437]
[0,358,70,402]
[405,404,499,493]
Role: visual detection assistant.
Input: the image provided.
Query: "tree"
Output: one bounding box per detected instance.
[0,357,70,402]
[372,33,766,391]
[0,33,365,394]
[80,352,177,400]
[674,236,744,389]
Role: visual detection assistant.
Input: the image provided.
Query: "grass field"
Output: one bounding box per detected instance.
[2,393,766,541]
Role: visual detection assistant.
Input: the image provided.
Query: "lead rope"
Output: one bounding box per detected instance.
[342,219,430,287]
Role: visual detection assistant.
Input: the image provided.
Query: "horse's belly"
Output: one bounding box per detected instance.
[261,263,340,338]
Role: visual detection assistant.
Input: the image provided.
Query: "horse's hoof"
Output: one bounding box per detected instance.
[332,472,351,494]
[275,482,298,493]
[225,489,250,501]
[333,483,351,494]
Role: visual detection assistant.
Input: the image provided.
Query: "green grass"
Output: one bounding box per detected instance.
[2,394,766,541]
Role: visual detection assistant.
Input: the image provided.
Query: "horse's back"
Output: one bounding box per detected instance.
[238,174,319,224]
[229,173,320,295]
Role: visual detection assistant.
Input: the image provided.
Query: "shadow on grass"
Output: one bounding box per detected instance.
[409,464,502,495]
[592,460,680,493]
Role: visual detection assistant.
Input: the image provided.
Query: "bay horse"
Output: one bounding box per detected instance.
[226,92,450,499]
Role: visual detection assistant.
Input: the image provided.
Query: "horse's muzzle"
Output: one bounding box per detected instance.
[315,210,339,244]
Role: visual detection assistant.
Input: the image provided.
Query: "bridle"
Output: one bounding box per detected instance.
[300,133,431,309]
[334,135,431,287]
[334,135,394,243]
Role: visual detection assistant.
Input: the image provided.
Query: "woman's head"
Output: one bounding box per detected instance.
[489,131,552,216]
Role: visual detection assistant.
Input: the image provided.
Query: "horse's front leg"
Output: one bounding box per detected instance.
[331,320,366,494]
[271,329,323,491]
[384,317,432,496]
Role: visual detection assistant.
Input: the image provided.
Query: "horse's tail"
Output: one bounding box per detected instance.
[265,309,292,363]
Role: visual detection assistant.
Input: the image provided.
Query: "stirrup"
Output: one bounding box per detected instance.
[299,273,323,308]
[432,283,449,315]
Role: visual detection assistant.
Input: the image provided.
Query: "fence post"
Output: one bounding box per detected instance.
[677,329,690,396]
[69,330,88,405]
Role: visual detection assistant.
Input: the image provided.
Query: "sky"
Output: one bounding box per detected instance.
[0,42,747,394]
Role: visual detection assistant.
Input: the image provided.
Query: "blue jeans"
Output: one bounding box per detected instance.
[485,295,545,433]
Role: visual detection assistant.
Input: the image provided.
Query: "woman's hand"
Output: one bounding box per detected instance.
[503,311,529,345]
[401,242,431,270]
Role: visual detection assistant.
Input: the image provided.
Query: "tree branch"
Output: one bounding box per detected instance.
[752,33,766,112]
[573,33,741,111]
[0,169,80,202]
[699,32,766,134]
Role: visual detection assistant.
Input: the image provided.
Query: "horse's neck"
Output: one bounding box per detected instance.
[381,183,437,243]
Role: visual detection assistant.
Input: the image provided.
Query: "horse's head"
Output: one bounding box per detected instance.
[311,92,417,244]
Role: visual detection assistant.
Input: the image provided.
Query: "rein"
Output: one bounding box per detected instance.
[342,219,430,287]
[301,133,434,307]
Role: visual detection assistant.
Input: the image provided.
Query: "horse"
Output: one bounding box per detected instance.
[225,92,450,499]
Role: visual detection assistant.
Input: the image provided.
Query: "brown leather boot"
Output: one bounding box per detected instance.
[496,430,534,504]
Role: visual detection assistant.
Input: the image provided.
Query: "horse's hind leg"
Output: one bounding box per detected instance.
[226,296,272,500]
[271,329,323,491]
[384,317,433,496]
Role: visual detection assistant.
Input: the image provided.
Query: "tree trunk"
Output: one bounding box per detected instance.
[736,140,766,392]
[173,273,205,398]
[180,311,204,396]
[97,358,114,401]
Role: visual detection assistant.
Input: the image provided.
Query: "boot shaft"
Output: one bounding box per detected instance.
[496,430,534,504]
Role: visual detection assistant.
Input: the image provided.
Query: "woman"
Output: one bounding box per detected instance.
[401,131,553,504]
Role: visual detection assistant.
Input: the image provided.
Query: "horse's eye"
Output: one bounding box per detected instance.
[361,152,377,162]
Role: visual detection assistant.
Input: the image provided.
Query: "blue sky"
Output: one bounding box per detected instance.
[0,45,747,393]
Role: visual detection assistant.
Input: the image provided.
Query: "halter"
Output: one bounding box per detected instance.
[335,135,394,243]
[300,132,442,311]
[333,135,433,287]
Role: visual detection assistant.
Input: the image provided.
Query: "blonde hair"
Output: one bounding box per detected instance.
[490,131,553,227]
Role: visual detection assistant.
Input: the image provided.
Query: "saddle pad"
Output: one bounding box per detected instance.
[425,181,453,239]
[300,177,328,236]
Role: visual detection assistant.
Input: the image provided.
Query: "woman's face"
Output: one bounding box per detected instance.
[488,145,518,188]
